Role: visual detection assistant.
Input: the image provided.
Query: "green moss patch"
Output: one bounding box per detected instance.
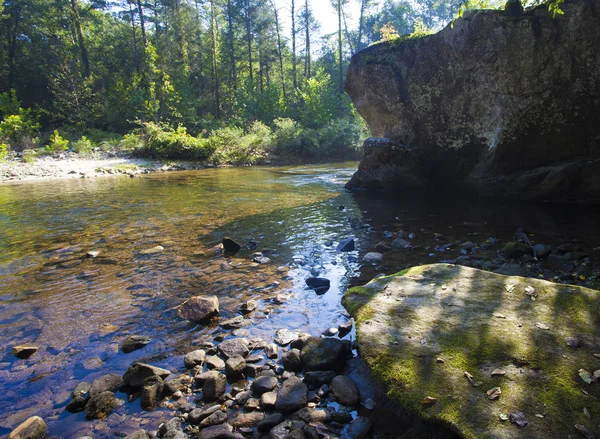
[344,264,600,439]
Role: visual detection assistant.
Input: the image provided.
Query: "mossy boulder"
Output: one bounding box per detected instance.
[343,264,600,439]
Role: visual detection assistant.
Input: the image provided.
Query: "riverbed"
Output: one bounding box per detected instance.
[1,163,600,438]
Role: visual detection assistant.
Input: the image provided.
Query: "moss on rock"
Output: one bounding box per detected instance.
[343,264,600,439]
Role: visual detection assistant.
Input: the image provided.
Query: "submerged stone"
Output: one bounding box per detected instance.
[343,264,600,438]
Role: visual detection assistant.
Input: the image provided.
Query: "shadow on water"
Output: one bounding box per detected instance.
[0,164,599,438]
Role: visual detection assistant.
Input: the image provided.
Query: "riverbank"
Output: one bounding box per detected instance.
[0,152,206,184]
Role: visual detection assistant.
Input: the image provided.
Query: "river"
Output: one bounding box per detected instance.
[1,163,599,438]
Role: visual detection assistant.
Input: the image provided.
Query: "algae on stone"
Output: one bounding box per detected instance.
[343,264,600,439]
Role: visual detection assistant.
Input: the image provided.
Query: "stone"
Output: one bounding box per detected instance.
[229,411,265,428]
[206,355,226,370]
[66,382,91,412]
[274,329,299,346]
[285,430,305,439]
[344,1,600,203]
[158,417,182,436]
[123,431,150,439]
[7,416,47,439]
[502,242,532,259]
[120,335,152,353]
[122,362,171,388]
[203,371,227,401]
[363,252,383,263]
[225,356,246,377]
[253,256,271,264]
[220,316,249,329]
[184,349,206,369]
[200,410,228,428]
[336,238,355,252]
[258,413,285,432]
[84,391,118,419]
[375,241,392,252]
[188,405,222,424]
[301,337,348,372]
[304,278,330,293]
[235,390,252,405]
[275,377,307,412]
[218,338,250,358]
[282,349,302,372]
[344,416,372,439]
[343,263,600,438]
[141,375,164,410]
[241,300,257,313]
[164,374,194,395]
[391,238,411,249]
[264,343,279,359]
[11,346,38,359]
[89,373,123,397]
[251,376,278,395]
[303,371,336,387]
[338,320,353,337]
[331,375,360,406]
[198,425,235,439]
[139,245,164,255]
[322,327,338,337]
[269,421,293,439]
[533,244,552,259]
[223,237,242,254]
[177,296,219,323]
[261,391,277,408]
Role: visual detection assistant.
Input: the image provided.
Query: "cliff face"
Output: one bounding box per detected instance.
[345,0,600,202]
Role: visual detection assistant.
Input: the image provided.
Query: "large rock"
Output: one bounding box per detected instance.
[218,338,250,358]
[177,296,220,323]
[89,373,123,397]
[120,335,152,353]
[274,376,307,412]
[344,0,600,202]
[301,337,348,372]
[122,362,171,389]
[202,371,227,401]
[84,391,119,419]
[342,263,600,438]
[7,416,47,439]
[331,375,360,406]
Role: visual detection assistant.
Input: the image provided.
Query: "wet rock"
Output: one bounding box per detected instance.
[203,371,227,401]
[164,374,194,395]
[303,426,319,439]
[188,405,222,424]
[159,418,182,436]
[89,373,123,397]
[275,377,307,412]
[290,335,310,350]
[343,416,372,439]
[184,349,206,369]
[322,327,339,337]
[123,363,171,389]
[261,391,277,409]
[375,242,392,252]
[548,253,569,268]
[337,238,355,252]
[220,316,249,329]
[241,300,257,314]
[120,335,152,353]
[124,431,150,439]
[252,376,278,395]
[206,355,226,370]
[223,237,242,254]
[391,238,411,249]
[140,246,164,255]
[12,346,38,359]
[305,278,330,293]
[198,425,235,439]
[533,244,552,258]
[502,242,532,259]
[7,416,47,439]
[458,241,476,250]
[269,421,293,439]
[303,371,336,387]
[282,349,302,372]
[258,413,285,432]
[275,329,300,346]
[225,356,246,377]
[331,376,360,406]
[235,390,252,405]
[363,252,383,264]
[259,369,276,377]
[230,411,265,428]
[301,337,348,372]
[218,338,250,358]
[338,320,353,337]
[290,408,329,424]
[253,256,272,264]
[246,397,261,410]
[141,375,164,410]
[244,364,262,377]
[66,381,91,412]
[264,343,279,359]
[84,391,118,420]
[285,430,305,439]
[200,410,228,428]
[177,296,220,323]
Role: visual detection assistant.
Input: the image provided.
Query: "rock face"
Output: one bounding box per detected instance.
[344,0,600,202]
[342,264,600,438]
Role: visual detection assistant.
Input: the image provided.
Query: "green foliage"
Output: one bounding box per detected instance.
[22,150,38,163]
[209,122,273,165]
[0,143,8,161]
[120,133,144,151]
[0,91,41,150]
[71,136,95,154]
[138,122,210,160]
[46,130,69,153]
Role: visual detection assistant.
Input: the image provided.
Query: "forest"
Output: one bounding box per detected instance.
[0,0,462,163]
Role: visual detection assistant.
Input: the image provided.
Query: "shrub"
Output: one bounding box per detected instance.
[139,122,210,160]
[120,133,144,151]
[0,113,40,148]
[46,130,69,153]
[317,118,364,157]
[72,136,95,154]
[0,143,8,161]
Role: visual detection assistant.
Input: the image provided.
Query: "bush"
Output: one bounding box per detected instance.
[72,136,95,154]
[0,143,8,161]
[46,130,69,153]
[120,133,144,151]
[0,113,40,148]
[138,122,210,160]
[317,118,364,157]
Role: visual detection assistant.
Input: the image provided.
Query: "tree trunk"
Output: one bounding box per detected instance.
[226,0,237,90]
[270,0,286,99]
[357,0,367,51]
[70,0,90,77]
[7,3,23,90]
[128,2,139,71]
[136,0,147,46]
[291,0,297,90]
[342,8,354,54]
[210,0,220,118]
[245,0,253,87]
[304,0,310,78]
[337,0,343,92]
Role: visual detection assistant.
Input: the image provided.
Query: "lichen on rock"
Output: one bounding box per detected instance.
[343,264,600,438]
